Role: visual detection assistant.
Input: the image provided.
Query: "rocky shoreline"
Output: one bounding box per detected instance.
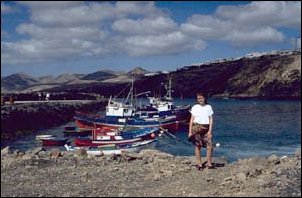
[1,146,300,197]
[1,100,107,144]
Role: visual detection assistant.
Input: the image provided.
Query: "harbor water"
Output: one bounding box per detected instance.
[4,98,301,162]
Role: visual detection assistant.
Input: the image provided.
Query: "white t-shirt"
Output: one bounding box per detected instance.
[190,104,214,124]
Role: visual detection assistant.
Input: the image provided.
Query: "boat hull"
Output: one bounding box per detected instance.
[65,139,158,155]
[74,115,180,132]
[74,137,143,147]
[36,134,57,140]
[63,129,91,137]
[41,138,69,146]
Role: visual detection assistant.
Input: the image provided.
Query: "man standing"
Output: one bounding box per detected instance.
[188,92,214,170]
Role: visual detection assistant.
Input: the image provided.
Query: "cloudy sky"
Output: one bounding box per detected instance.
[1,1,301,77]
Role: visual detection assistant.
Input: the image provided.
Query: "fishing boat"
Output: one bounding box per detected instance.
[65,138,158,156]
[74,95,180,131]
[74,77,187,131]
[74,113,179,132]
[74,127,161,147]
[136,77,190,122]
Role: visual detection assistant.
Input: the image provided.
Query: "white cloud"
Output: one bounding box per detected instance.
[216,1,301,29]
[24,2,114,27]
[120,31,206,57]
[224,27,284,47]
[1,1,301,66]
[1,2,12,13]
[17,24,107,41]
[181,1,299,47]
[115,1,166,17]
[2,1,196,65]
[2,38,103,65]
[181,15,232,39]
[18,1,166,27]
[112,17,177,35]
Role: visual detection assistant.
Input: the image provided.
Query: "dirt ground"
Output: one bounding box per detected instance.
[1,147,301,197]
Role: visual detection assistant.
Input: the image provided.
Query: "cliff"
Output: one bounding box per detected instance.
[169,52,301,99]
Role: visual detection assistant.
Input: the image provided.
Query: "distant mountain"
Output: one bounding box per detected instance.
[54,73,84,83]
[97,69,126,75]
[1,72,39,92]
[37,75,55,84]
[128,67,148,76]
[81,71,117,81]
[100,67,149,83]
[101,74,132,83]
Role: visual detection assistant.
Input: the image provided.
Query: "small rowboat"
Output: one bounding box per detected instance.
[41,137,69,146]
[36,134,57,140]
[64,139,157,156]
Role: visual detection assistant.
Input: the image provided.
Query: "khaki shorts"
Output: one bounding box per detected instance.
[191,123,212,147]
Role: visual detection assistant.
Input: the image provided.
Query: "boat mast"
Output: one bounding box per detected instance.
[166,76,172,101]
[125,75,134,106]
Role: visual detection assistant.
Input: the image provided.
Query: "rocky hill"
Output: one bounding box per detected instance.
[128,66,148,76]
[1,72,39,93]
[130,51,301,99]
[1,50,300,99]
[170,51,301,99]
[80,71,117,81]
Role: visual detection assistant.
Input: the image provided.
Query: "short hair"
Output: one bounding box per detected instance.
[196,92,208,104]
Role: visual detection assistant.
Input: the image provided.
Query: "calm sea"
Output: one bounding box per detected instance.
[5,98,301,162]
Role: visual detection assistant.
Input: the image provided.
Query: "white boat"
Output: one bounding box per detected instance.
[35,134,57,140]
[64,139,157,156]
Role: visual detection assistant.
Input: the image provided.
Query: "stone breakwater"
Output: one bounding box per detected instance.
[1,147,301,197]
[1,100,107,143]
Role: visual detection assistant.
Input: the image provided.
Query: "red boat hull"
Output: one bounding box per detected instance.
[75,119,94,131]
